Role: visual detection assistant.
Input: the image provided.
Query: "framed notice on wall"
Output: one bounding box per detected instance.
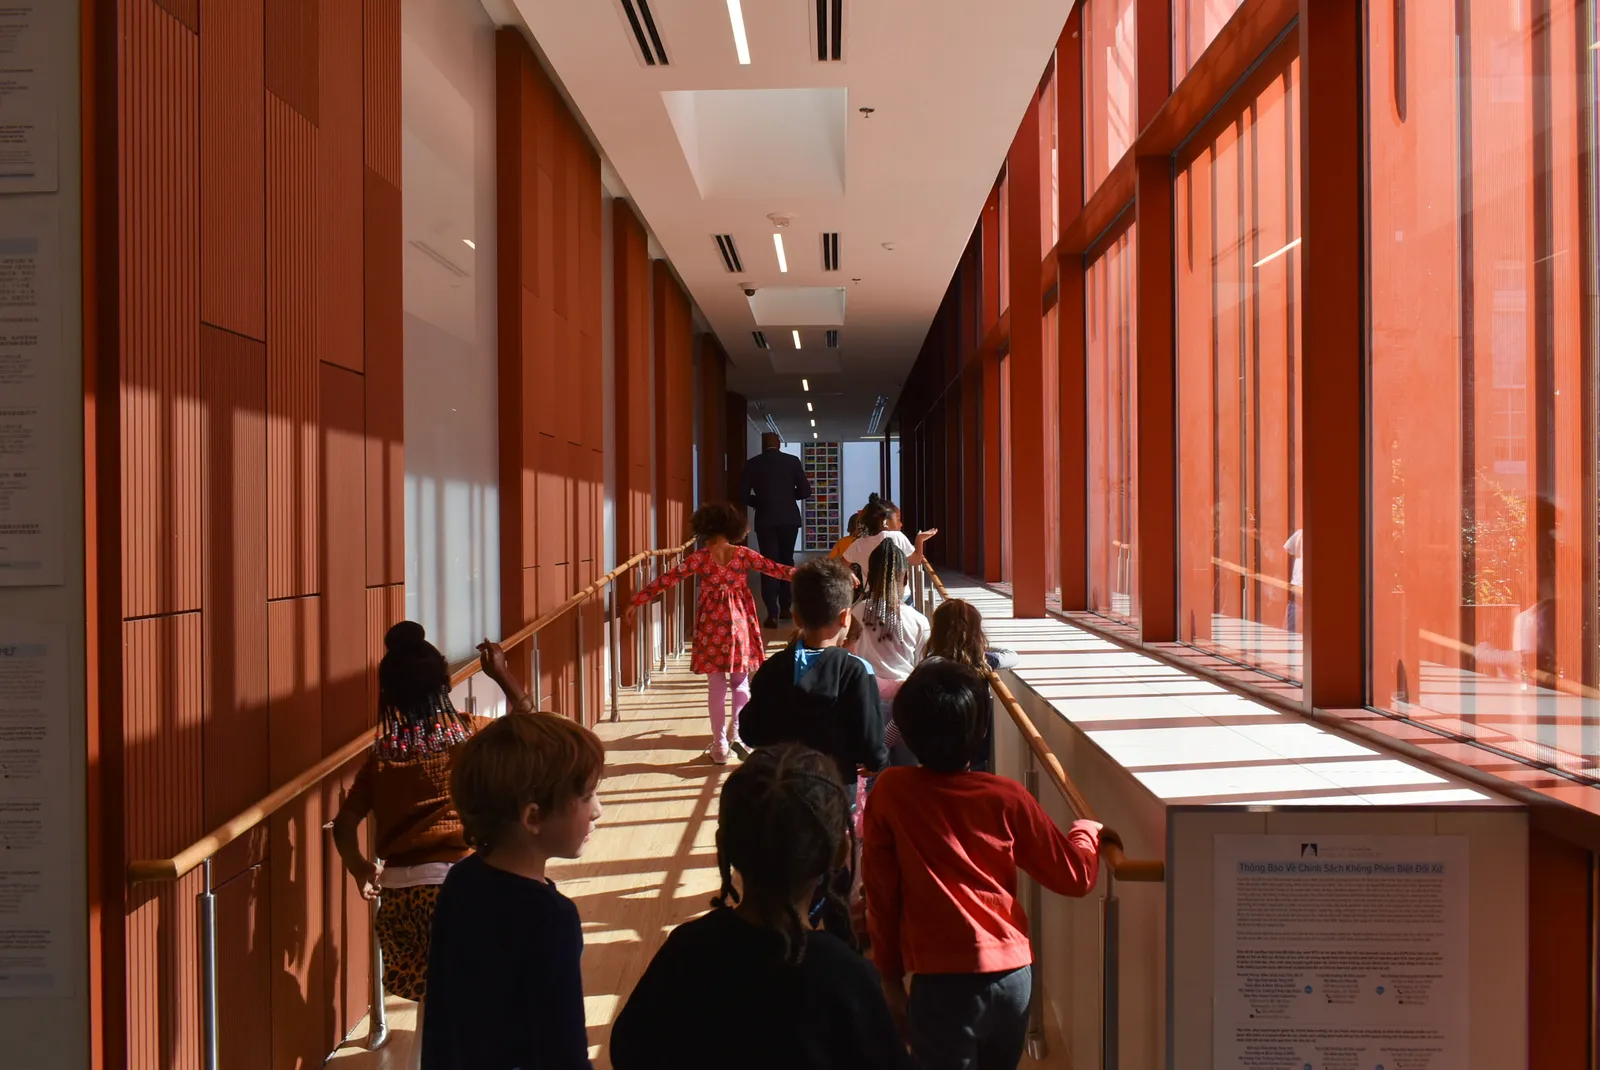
[802,442,840,551]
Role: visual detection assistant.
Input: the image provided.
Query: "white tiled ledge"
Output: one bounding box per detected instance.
[938,575,1510,808]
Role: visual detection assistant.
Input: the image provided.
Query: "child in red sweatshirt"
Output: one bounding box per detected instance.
[863,658,1117,1070]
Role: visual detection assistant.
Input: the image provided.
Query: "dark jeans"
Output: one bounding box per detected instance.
[908,966,1032,1070]
[754,525,799,619]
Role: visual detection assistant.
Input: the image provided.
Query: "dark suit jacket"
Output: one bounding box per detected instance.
[741,449,811,528]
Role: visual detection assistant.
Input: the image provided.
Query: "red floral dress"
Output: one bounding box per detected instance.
[631,545,795,674]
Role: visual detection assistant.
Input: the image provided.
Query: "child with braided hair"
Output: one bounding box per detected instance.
[611,743,909,1070]
[851,540,931,701]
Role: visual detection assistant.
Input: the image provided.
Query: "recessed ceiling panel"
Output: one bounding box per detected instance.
[662,88,848,200]
[747,286,846,326]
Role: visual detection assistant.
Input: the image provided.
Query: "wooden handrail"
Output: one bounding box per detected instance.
[128,538,697,884]
[920,561,1165,883]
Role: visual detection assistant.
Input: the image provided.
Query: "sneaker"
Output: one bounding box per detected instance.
[709,740,731,765]
[730,738,751,761]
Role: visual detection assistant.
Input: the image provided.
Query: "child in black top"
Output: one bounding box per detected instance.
[610,743,909,1070]
[741,557,888,789]
[422,712,606,1070]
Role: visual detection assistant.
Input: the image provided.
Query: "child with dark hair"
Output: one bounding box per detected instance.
[611,744,909,1070]
[740,558,888,793]
[422,711,606,1070]
[923,599,1019,773]
[627,502,795,764]
[853,540,931,701]
[332,622,526,1062]
[843,493,937,576]
[864,659,1113,1070]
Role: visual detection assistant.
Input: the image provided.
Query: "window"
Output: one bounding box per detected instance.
[1087,225,1138,622]
[999,349,1013,582]
[999,171,1011,313]
[1173,0,1245,82]
[1044,303,1062,603]
[1041,54,1059,250]
[1083,0,1137,197]
[1367,0,1600,775]
[1176,50,1303,680]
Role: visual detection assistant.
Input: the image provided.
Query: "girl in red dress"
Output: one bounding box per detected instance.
[627,503,795,764]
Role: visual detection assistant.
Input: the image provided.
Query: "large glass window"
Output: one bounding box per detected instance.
[1041,55,1059,250]
[1174,0,1245,82]
[1000,350,1013,581]
[999,172,1011,313]
[1367,0,1599,773]
[1084,0,1137,197]
[1176,50,1303,679]
[1087,226,1139,622]
[1044,303,1062,603]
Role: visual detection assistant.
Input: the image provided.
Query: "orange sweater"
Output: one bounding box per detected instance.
[863,766,1101,982]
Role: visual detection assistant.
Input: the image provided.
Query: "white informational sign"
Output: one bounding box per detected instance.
[0,207,61,585]
[1214,835,1468,1070]
[0,628,72,996]
[0,3,58,194]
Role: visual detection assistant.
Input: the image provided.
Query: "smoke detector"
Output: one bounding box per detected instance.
[768,213,793,229]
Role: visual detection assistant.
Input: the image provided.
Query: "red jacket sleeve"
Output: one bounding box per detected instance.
[862,778,906,983]
[1010,787,1102,898]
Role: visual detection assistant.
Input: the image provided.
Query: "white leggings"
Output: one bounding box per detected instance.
[706,671,751,744]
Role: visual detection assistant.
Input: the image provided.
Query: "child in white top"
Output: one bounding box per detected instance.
[842,493,936,579]
[850,540,930,701]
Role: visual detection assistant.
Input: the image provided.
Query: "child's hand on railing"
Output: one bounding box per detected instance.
[624,604,639,627]
[477,639,511,685]
[1098,826,1125,853]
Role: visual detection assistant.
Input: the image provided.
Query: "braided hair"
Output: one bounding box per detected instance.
[862,538,909,642]
[712,743,855,965]
[376,621,473,760]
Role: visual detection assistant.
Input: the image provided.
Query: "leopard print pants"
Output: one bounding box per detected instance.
[375,884,441,1002]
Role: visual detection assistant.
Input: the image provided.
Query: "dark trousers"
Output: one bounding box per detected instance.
[754,525,799,619]
[908,966,1032,1070]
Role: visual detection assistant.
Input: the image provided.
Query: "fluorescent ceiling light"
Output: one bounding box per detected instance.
[802,378,810,391]
[806,402,813,411]
[792,329,802,349]
[813,432,818,439]
[810,419,816,427]
[727,0,752,64]
[1253,237,1300,268]
[774,233,788,273]
[462,238,475,249]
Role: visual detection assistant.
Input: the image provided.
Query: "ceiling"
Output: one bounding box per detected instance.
[503,0,1072,443]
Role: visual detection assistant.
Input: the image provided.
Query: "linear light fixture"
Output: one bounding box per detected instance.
[764,413,782,439]
[802,378,810,391]
[866,394,888,434]
[773,232,788,273]
[792,329,802,349]
[806,402,813,411]
[810,419,816,427]
[1254,237,1300,268]
[813,432,818,439]
[462,238,476,249]
[726,0,751,63]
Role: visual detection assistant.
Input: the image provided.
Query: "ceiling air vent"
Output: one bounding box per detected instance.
[826,329,839,348]
[617,0,669,66]
[822,232,840,271]
[752,331,770,349]
[814,0,844,61]
[715,234,744,273]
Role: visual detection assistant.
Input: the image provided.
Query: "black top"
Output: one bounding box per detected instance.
[741,448,812,528]
[421,853,592,1070]
[610,908,911,1070]
[741,645,888,784]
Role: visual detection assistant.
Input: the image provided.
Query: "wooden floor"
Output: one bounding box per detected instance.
[330,651,734,1069]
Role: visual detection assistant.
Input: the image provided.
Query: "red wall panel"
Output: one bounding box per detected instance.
[654,262,694,547]
[363,0,402,188]
[214,865,272,1070]
[265,0,319,124]
[317,0,365,372]
[199,0,265,339]
[321,364,369,751]
[267,94,321,600]
[363,170,405,587]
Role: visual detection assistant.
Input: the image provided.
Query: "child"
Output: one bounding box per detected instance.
[923,598,1019,772]
[331,622,527,1061]
[740,557,888,793]
[852,541,931,701]
[610,744,910,1070]
[842,493,937,576]
[626,502,795,764]
[864,659,1116,1070]
[421,712,606,1070]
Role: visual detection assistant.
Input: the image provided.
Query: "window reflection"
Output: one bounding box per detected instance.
[1173,0,1246,82]
[1084,0,1137,197]
[1087,226,1138,623]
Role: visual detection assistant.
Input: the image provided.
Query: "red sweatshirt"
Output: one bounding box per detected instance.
[863,766,1102,983]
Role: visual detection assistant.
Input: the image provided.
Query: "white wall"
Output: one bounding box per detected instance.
[840,441,879,527]
[401,0,501,662]
[0,3,88,1064]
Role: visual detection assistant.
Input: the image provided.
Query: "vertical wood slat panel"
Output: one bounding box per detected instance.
[365,583,407,723]
[199,0,265,339]
[320,765,370,1044]
[321,364,369,752]
[319,0,365,372]
[155,0,198,31]
[653,263,693,547]
[121,0,202,619]
[264,0,320,124]
[214,865,272,1070]
[267,94,321,600]
[363,170,405,586]
[200,327,269,855]
[363,0,401,187]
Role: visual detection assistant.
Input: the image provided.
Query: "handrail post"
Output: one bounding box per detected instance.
[199,857,220,1070]
[656,557,667,674]
[635,563,648,693]
[531,634,542,710]
[1023,753,1048,1061]
[575,598,586,722]
[1102,871,1120,1070]
[367,894,390,1050]
[609,583,623,720]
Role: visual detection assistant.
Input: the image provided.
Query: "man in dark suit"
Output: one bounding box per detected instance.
[742,433,811,626]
